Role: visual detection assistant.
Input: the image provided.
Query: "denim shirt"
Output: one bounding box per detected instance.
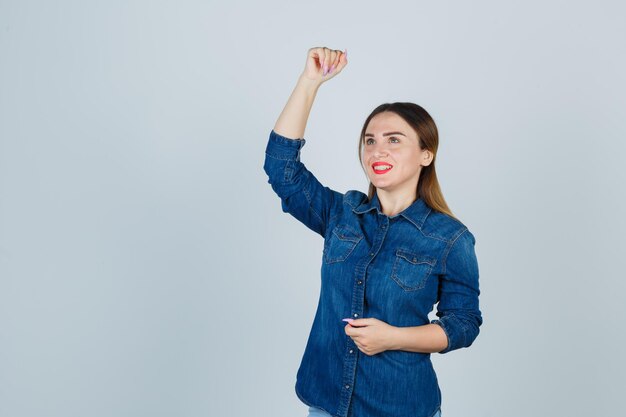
[263,129,482,417]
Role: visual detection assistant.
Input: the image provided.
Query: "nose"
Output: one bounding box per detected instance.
[372,142,389,158]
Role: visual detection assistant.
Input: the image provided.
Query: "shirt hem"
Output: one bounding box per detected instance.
[295,385,338,417]
[429,406,443,417]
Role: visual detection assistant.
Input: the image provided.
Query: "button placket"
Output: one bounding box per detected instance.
[339,215,389,416]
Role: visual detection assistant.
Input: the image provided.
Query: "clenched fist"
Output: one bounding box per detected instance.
[301,46,348,83]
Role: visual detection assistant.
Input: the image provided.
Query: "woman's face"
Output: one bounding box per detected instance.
[361,111,432,196]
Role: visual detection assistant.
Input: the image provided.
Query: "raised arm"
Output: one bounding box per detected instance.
[273,47,347,139]
[264,47,349,237]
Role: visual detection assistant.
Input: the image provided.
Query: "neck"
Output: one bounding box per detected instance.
[376,188,418,217]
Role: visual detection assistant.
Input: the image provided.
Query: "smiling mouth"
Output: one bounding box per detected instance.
[372,163,393,174]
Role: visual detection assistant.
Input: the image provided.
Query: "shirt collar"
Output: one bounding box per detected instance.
[352,192,432,230]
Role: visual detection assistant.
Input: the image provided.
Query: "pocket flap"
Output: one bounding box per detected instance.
[332,224,363,243]
[395,249,436,266]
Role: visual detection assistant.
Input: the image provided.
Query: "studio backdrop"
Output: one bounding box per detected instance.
[1,1,624,416]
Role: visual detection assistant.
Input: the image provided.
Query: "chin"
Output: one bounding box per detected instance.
[371,181,392,190]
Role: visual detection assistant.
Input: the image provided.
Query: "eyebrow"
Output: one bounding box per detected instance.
[364,131,406,137]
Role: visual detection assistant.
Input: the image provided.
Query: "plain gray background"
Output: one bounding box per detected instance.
[1,1,625,416]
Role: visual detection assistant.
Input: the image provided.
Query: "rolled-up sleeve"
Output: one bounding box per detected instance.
[263,129,343,237]
[431,228,482,354]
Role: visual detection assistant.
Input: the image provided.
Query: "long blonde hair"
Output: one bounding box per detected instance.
[357,102,457,220]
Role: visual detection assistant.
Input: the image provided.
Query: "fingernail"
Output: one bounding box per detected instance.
[324,65,328,76]
[342,318,354,323]
[329,64,335,74]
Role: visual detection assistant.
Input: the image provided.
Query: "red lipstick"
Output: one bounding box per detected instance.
[372,162,393,175]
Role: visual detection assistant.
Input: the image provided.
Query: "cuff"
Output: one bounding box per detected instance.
[265,129,306,160]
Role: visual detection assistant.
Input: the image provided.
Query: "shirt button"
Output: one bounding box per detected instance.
[357,280,362,285]
[345,385,350,389]
[349,349,354,354]
[369,252,374,257]
[353,313,359,318]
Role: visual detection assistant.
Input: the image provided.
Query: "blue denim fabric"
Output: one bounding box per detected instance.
[264,130,482,417]
[308,406,441,417]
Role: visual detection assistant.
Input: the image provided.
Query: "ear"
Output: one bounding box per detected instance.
[420,150,434,167]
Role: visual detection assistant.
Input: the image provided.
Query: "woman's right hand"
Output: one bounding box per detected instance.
[301,47,348,84]
[273,47,347,139]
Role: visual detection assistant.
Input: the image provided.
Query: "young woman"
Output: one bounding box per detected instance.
[264,47,482,417]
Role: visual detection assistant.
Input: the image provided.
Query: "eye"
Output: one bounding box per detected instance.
[389,136,400,143]
[365,138,374,145]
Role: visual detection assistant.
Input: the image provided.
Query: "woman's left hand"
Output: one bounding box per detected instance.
[344,318,397,356]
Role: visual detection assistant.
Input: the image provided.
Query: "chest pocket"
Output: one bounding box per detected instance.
[323,224,363,264]
[391,249,437,291]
